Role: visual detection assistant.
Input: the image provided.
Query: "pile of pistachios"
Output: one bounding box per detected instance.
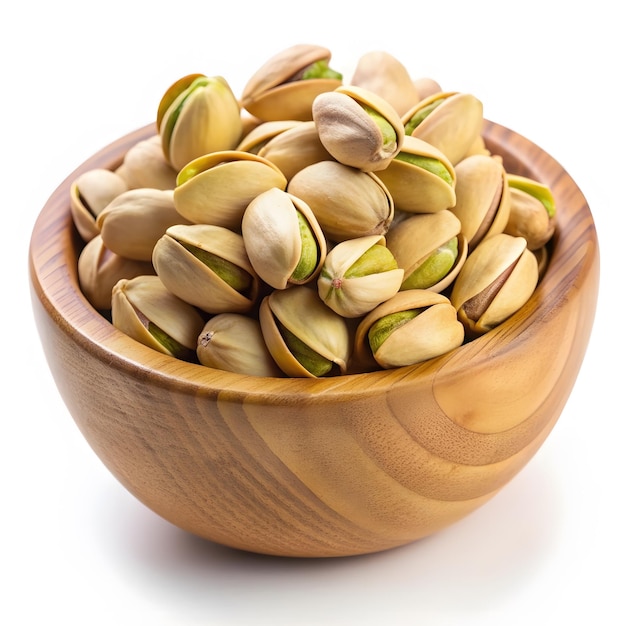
[72,44,556,378]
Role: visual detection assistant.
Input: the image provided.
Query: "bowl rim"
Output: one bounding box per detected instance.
[29,120,599,405]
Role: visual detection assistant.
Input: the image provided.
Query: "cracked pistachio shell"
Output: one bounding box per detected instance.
[96,188,186,261]
[196,314,283,377]
[354,289,465,371]
[401,91,484,165]
[115,135,178,190]
[241,187,327,289]
[504,174,556,250]
[240,44,343,122]
[157,74,242,171]
[173,150,287,230]
[70,168,129,242]
[450,154,511,252]
[317,235,404,318]
[78,235,155,311]
[259,286,351,378]
[152,223,260,314]
[349,50,420,116]
[257,120,334,181]
[312,85,404,172]
[450,233,539,337]
[111,275,205,360]
[236,120,302,154]
[287,160,394,242]
[375,135,456,213]
[385,210,468,293]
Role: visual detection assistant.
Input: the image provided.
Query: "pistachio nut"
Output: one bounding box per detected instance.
[70,168,129,242]
[353,289,465,371]
[401,91,484,165]
[450,154,511,252]
[504,173,556,250]
[96,188,186,261]
[317,235,404,318]
[241,187,327,290]
[78,235,155,311]
[349,50,420,116]
[115,134,178,190]
[385,210,468,292]
[412,77,443,101]
[152,223,260,314]
[312,85,404,172]
[197,313,283,377]
[157,74,242,171]
[287,160,394,242]
[375,135,456,214]
[259,285,351,378]
[235,119,302,154]
[257,120,334,181]
[450,233,539,337]
[173,150,287,230]
[240,43,343,121]
[111,275,205,361]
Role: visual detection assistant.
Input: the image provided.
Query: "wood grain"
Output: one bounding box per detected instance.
[29,121,600,557]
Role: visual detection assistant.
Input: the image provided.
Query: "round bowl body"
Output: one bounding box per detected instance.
[29,121,599,558]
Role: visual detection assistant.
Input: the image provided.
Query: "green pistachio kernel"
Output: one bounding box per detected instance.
[401,237,458,290]
[345,244,398,279]
[181,242,252,294]
[278,321,333,377]
[368,309,421,355]
[404,98,446,135]
[301,59,343,81]
[149,322,196,361]
[394,152,454,186]
[291,211,319,281]
[361,103,397,151]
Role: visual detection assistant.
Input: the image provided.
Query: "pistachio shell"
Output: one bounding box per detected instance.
[504,174,556,250]
[353,289,465,370]
[78,235,155,311]
[412,77,443,101]
[115,135,178,190]
[152,223,260,314]
[197,313,283,377]
[257,120,334,180]
[158,74,242,171]
[240,44,342,121]
[96,188,187,261]
[70,168,129,242]
[385,210,468,293]
[401,91,484,165]
[236,120,302,154]
[241,187,327,289]
[450,154,511,251]
[317,235,404,318]
[287,160,394,242]
[375,135,456,213]
[111,275,205,360]
[349,50,420,116]
[173,150,287,230]
[259,286,351,378]
[450,233,539,336]
[312,85,404,171]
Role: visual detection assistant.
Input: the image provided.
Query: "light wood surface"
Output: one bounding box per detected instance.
[29,121,600,557]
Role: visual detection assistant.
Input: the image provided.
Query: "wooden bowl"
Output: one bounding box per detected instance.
[29,121,599,558]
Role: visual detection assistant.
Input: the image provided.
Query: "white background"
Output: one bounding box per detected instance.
[4,1,623,624]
